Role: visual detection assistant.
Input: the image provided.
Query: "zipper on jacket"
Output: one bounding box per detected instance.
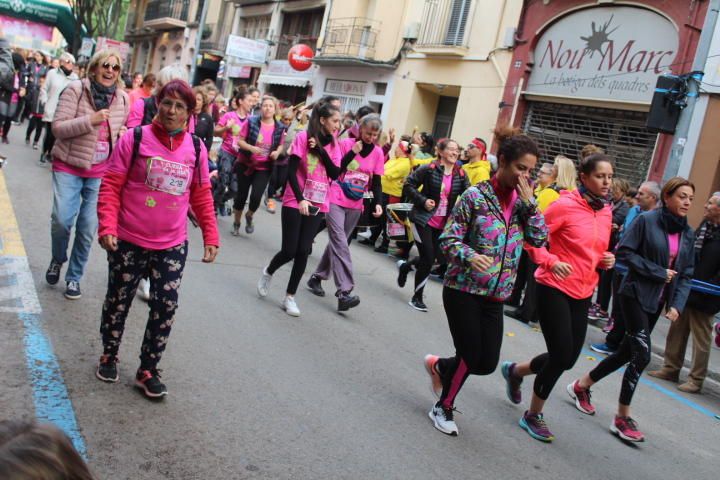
[480,187,510,298]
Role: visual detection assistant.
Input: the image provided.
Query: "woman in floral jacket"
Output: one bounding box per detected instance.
[423,126,547,437]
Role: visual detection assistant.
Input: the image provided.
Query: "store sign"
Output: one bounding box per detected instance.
[225,35,268,64]
[527,6,679,104]
[96,37,131,63]
[228,65,252,79]
[266,60,315,78]
[325,79,367,96]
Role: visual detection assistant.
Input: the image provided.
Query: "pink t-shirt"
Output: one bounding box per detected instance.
[503,190,518,225]
[239,120,278,171]
[218,111,246,155]
[282,131,341,213]
[53,122,112,178]
[668,233,680,268]
[328,138,385,210]
[428,173,453,229]
[105,125,210,250]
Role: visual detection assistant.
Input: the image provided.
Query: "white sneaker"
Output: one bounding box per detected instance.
[137,278,151,301]
[429,403,458,436]
[257,267,272,297]
[282,295,300,317]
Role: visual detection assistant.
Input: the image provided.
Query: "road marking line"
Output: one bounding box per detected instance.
[0,169,87,456]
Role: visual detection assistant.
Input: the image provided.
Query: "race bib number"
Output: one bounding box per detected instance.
[387,222,405,237]
[93,141,110,164]
[434,197,448,217]
[145,156,191,196]
[303,179,328,203]
[344,170,369,190]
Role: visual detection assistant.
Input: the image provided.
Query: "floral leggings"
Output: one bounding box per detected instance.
[100,239,188,370]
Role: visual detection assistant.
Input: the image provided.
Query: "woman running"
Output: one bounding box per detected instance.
[424,127,547,436]
[397,139,469,311]
[566,177,695,443]
[306,114,385,312]
[256,102,344,316]
[500,153,615,443]
[233,96,286,235]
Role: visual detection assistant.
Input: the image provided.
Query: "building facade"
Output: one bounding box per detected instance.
[496,0,708,188]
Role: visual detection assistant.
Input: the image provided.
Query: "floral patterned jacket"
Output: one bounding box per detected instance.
[439,181,548,299]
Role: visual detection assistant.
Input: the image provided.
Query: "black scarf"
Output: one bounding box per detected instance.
[694,220,720,252]
[578,185,609,211]
[318,131,333,147]
[60,65,73,76]
[89,79,116,111]
[660,206,688,234]
[359,141,374,157]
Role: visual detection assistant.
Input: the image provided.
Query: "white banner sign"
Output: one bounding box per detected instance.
[527,6,679,104]
[225,35,268,64]
[95,37,131,63]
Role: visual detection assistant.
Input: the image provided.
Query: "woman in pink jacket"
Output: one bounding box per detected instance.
[44,49,129,300]
[500,153,615,442]
[95,80,219,399]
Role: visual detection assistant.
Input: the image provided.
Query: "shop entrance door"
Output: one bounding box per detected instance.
[433,96,458,139]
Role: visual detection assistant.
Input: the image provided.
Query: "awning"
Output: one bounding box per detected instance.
[257,74,309,88]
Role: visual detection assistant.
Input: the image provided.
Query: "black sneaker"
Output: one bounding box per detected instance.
[245,213,254,234]
[96,355,119,383]
[374,245,388,254]
[306,274,325,297]
[397,260,412,288]
[45,259,62,285]
[337,291,360,311]
[358,237,374,247]
[64,281,81,300]
[135,368,168,399]
[25,137,30,145]
[409,296,428,312]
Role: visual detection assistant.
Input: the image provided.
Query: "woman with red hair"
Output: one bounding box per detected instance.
[96,79,219,399]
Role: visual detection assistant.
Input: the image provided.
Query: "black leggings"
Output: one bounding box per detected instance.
[590,294,661,406]
[267,206,324,295]
[234,164,272,213]
[267,162,288,198]
[529,284,591,400]
[605,271,627,349]
[26,116,43,142]
[408,224,444,299]
[437,287,504,408]
[42,122,55,155]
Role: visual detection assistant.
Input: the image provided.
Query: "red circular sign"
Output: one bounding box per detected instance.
[288,44,314,71]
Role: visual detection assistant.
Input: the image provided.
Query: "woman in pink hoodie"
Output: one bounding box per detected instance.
[500,153,615,442]
[95,80,219,400]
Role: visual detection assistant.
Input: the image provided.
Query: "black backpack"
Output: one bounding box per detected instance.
[0,41,14,93]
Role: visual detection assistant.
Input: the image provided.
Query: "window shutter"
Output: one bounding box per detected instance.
[445,0,470,46]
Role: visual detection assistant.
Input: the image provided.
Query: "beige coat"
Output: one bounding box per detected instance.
[51,79,129,170]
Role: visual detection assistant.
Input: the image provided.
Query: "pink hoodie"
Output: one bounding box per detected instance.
[528,189,612,300]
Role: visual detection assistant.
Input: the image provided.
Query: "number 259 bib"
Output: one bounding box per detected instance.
[145,156,191,196]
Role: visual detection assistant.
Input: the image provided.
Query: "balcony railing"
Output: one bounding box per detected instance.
[144,0,190,29]
[275,34,319,60]
[320,17,380,60]
[416,0,473,50]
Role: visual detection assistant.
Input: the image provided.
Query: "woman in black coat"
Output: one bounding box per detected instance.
[398,138,469,312]
[568,177,696,443]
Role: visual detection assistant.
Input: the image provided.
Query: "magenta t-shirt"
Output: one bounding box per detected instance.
[328,138,384,210]
[668,233,680,268]
[282,130,341,213]
[218,111,246,155]
[105,126,210,250]
[53,122,112,178]
[428,173,453,229]
[239,120,279,171]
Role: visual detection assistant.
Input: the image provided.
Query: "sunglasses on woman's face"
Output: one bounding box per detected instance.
[102,62,121,72]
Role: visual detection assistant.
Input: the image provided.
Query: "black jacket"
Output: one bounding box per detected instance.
[403,161,469,228]
[617,209,695,314]
[685,221,720,315]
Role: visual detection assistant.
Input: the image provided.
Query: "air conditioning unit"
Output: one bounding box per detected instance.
[404,22,420,40]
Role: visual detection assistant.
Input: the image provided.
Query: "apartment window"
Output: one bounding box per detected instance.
[276,8,324,59]
[374,82,387,96]
[445,0,471,46]
[241,15,271,40]
[418,0,473,48]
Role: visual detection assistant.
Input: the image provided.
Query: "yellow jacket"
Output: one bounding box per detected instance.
[462,160,491,186]
[382,157,432,197]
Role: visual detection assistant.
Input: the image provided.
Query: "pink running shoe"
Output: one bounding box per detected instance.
[611,415,645,442]
[424,355,442,398]
[566,380,595,415]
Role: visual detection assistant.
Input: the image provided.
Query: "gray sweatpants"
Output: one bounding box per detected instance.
[313,202,362,294]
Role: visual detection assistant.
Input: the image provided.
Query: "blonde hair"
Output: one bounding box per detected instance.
[553,155,577,191]
[87,49,123,87]
[192,86,208,108]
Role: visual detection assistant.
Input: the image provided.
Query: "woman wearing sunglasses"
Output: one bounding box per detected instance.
[44,50,130,301]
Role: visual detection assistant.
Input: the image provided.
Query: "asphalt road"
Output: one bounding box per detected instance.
[1,127,718,479]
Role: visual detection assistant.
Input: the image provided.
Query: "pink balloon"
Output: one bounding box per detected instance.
[288,44,314,71]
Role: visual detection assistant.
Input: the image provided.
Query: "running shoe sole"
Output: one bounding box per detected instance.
[95,369,119,383]
[134,381,168,399]
[64,291,81,300]
[589,344,615,355]
[428,409,458,436]
[610,423,644,442]
[566,382,595,415]
[408,300,428,312]
[424,355,442,398]
[501,361,521,405]
[519,416,554,443]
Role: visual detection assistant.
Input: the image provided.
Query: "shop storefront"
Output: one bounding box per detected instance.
[258,60,315,106]
[309,65,394,120]
[497,1,708,185]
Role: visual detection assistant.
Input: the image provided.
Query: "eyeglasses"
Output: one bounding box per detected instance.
[102,62,121,72]
[159,99,188,112]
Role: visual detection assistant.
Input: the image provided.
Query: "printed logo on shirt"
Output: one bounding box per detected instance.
[145,196,157,208]
[307,152,319,174]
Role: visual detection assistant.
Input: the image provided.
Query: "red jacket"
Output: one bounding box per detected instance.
[528,189,612,300]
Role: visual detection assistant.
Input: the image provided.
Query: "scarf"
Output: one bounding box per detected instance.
[359,141,374,157]
[318,131,333,147]
[151,119,186,151]
[89,79,116,111]
[660,206,688,234]
[693,220,720,251]
[578,184,609,211]
[60,65,73,76]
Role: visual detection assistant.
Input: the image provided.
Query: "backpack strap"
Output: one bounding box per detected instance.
[191,133,202,184]
[132,126,142,160]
